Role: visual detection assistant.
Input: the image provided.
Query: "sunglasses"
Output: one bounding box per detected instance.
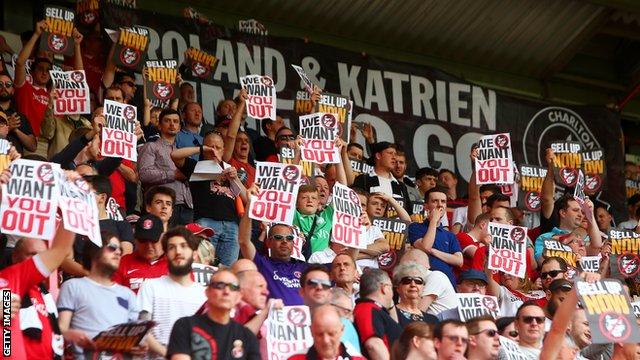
[105,243,122,252]
[475,328,498,337]
[277,135,296,141]
[521,316,545,324]
[306,278,332,290]
[120,81,136,87]
[271,234,295,242]
[564,238,585,247]
[508,330,518,337]
[442,335,469,344]
[0,81,13,88]
[399,276,425,285]
[209,281,240,291]
[540,270,564,280]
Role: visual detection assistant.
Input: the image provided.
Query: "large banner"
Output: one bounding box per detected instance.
[100,5,626,218]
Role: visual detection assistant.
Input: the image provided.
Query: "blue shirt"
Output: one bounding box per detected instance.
[175,129,203,160]
[408,220,462,286]
[341,318,361,353]
[534,227,569,260]
[254,253,307,306]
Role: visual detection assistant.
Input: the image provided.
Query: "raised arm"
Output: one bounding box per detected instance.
[334,138,348,186]
[15,20,46,88]
[238,185,258,260]
[222,89,247,162]
[541,148,556,219]
[467,147,481,225]
[102,40,117,88]
[72,29,83,70]
[374,191,411,222]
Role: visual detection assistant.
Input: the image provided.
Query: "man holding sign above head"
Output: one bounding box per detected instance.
[240,186,308,305]
[408,186,463,286]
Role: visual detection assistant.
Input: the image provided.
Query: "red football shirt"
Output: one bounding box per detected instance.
[113,253,168,293]
[14,81,49,137]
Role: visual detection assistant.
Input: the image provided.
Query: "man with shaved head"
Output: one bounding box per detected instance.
[289,304,364,359]
[231,258,258,274]
[234,270,283,335]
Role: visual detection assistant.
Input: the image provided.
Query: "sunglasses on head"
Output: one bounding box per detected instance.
[0,81,13,88]
[540,270,564,279]
[209,281,240,291]
[277,134,295,141]
[521,316,545,324]
[399,276,424,285]
[104,243,121,252]
[271,234,295,242]
[306,278,332,290]
[475,328,498,337]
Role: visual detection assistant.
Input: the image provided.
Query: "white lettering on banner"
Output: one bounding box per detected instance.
[265,306,313,360]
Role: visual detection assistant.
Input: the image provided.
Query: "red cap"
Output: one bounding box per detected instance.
[186,223,214,238]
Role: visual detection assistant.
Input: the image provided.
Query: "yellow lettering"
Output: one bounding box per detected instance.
[521,176,543,192]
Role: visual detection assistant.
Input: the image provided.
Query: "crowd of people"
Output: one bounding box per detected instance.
[1,7,640,360]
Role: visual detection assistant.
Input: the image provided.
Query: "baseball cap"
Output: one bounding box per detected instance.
[185,223,215,238]
[134,214,163,242]
[458,270,488,284]
[548,278,572,292]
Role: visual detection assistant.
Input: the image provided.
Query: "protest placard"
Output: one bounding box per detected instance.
[626,179,640,199]
[349,157,374,178]
[56,170,100,246]
[249,162,301,225]
[608,229,640,255]
[299,113,340,164]
[610,253,640,279]
[144,60,178,108]
[580,255,600,273]
[576,279,640,344]
[184,47,217,82]
[315,93,352,143]
[101,100,137,161]
[238,19,268,35]
[112,26,149,71]
[291,64,315,93]
[49,70,90,115]
[384,196,404,218]
[76,0,99,27]
[89,320,155,356]
[40,6,75,56]
[475,133,514,184]
[372,217,410,251]
[573,169,594,223]
[279,147,315,185]
[240,75,276,119]
[0,160,60,240]
[542,239,577,267]
[518,164,546,212]
[410,200,425,223]
[633,301,640,318]
[378,250,399,271]
[499,336,527,360]
[488,222,527,278]
[0,139,11,172]
[457,294,500,321]
[331,183,366,249]
[192,262,217,286]
[290,225,306,261]
[551,141,582,188]
[582,148,606,195]
[265,305,313,360]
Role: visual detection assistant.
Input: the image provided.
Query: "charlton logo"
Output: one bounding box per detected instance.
[510,227,525,243]
[559,167,578,186]
[261,76,273,87]
[495,134,509,149]
[585,174,602,194]
[120,47,141,67]
[71,71,84,82]
[191,61,210,78]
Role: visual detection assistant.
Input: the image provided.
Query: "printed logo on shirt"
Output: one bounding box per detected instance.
[231,339,244,358]
[273,271,301,288]
[192,326,218,359]
[116,296,129,309]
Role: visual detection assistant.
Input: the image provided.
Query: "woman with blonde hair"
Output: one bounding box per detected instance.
[391,322,437,360]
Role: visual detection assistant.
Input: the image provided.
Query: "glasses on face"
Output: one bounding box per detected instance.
[209,281,240,291]
[399,276,425,286]
[277,134,295,141]
[306,278,332,290]
[271,234,295,242]
[521,316,545,325]
[104,243,122,252]
[442,335,469,345]
[331,302,353,314]
[0,81,13,88]
[564,237,585,247]
[540,269,564,280]
[474,328,498,337]
[120,81,136,88]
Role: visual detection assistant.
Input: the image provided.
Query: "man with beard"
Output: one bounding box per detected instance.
[543,279,572,332]
[138,227,206,359]
[175,102,204,160]
[0,72,36,153]
[57,233,143,358]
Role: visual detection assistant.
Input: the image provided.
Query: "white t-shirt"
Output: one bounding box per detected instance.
[498,286,523,317]
[451,206,468,227]
[356,225,385,269]
[137,276,207,350]
[422,270,457,315]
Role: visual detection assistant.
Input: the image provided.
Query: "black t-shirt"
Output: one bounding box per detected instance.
[3,107,33,154]
[167,314,260,360]
[181,157,238,222]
